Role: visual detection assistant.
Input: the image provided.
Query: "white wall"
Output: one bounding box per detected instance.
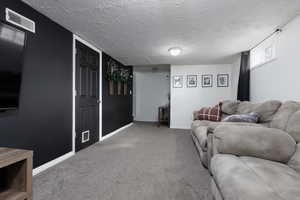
[170,65,235,129]
[134,66,170,122]
[251,15,300,102]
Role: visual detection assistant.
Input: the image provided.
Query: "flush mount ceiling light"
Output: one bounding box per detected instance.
[168,47,182,56]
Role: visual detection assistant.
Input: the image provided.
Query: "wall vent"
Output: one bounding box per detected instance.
[5,8,35,33]
[81,130,90,143]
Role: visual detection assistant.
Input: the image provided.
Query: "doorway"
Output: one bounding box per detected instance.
[133,65,170,123]
[73,36,102,152]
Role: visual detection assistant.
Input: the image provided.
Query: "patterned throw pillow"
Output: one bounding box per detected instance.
[196,104,222,122]
[222,112,260,123]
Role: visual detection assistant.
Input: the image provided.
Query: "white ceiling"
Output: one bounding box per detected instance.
[23,0,300,65]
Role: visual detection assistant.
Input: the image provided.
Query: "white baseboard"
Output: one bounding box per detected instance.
[170,125,190,130]
[33,123,133,176]
[100,122,133,142]
[33,151,75,176]
[134,119,157,122]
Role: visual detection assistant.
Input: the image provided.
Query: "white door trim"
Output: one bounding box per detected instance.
[72,34,102,153]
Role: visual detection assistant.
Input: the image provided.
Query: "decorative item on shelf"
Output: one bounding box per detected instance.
[117,81,122,96]
[106,59,118,95]
[202,74,213,88]
[115,68,122,96]
[121,69,131,96]
[124,83,128,95]
[109,79,114,95]
[187,75,197,88]
[120,69,130,95]
[217,74,229,87]
[106,58,132,96]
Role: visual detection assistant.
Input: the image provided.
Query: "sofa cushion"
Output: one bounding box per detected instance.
[222,112,260,123]
[288,144,300,173]
[213,125,296,163]
[270,101,300,130]
[237,100,281,123]
[286,110,300,143]
[211,154,300,200]
[253,100,281,122]
[195,104,222,121]
[241,156,300,199]
[221,100,240,115]
[237,101,255,114]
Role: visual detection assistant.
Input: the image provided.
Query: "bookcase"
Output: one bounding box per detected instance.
[0,148,33,200]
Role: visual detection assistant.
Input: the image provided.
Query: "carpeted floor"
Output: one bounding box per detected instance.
[33,122,212,200]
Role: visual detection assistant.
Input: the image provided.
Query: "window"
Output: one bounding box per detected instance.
[250,32,279,69]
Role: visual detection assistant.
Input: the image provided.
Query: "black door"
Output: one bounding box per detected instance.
[75,41,100,152]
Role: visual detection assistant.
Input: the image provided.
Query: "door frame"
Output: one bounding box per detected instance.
[72,34,102,153]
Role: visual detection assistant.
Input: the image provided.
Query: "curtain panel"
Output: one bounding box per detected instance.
[237,51,250,101]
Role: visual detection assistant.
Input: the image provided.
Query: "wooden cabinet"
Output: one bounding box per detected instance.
[0,148,33,200]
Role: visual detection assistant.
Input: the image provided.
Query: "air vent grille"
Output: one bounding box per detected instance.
[81,130,90,143]
[6,8,35,33]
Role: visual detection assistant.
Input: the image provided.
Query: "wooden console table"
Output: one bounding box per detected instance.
[0,148,33,200]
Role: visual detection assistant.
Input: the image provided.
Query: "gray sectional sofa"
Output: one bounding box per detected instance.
[191,100,300,200]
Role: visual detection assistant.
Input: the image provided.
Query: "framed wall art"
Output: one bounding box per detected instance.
[202,74,213,88]
[187,75,197,88]
[173,76,183,88]
[217,74,229,87]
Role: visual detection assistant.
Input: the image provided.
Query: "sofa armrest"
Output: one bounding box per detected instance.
[212,125,296,163]
[207,133,214,171]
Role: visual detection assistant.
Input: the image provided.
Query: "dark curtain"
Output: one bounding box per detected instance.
[237,51,250,101]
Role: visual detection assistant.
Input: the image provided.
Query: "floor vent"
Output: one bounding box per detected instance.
[6,8,35,33]
[81,130,90,143]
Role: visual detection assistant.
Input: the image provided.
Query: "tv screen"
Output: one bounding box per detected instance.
[0,22,26,110]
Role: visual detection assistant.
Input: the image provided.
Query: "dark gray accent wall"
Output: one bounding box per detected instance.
[102,53,133,136]
[0,0,73,168]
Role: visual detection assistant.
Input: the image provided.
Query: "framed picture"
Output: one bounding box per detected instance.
[217,74,229,87]
[187,75,197,88]
[173,76,183,88]
[202,74,213,88]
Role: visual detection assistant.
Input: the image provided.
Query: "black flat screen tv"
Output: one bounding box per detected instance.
[0,22,26,110]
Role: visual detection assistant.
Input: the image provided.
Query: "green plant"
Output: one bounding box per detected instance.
[106,59,118,81]
[106,59,131,83]
[120,69,130,83]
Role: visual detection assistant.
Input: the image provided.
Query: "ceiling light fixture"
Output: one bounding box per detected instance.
[168,47,182,56]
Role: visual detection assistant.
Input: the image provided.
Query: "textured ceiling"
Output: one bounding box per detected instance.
[23,0,300,65]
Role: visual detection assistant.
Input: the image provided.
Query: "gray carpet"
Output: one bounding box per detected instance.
[33,122,212,200]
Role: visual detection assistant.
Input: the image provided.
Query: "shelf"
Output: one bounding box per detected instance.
[0,189,27,200]
[0,148,33,200]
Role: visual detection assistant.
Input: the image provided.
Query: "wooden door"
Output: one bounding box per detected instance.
[75,41,100,152]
